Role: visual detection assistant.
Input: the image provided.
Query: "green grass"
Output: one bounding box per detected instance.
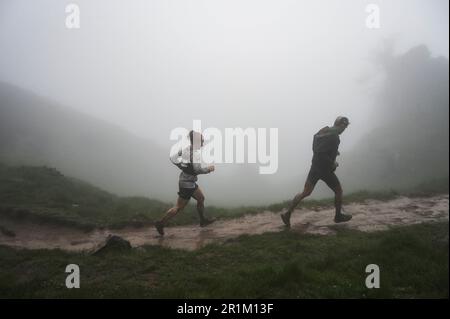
[0,164,170,230]
[0,163,448,230]
[0,222,447,298]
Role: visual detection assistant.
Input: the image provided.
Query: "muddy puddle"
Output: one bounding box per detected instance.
[0,195,448,251]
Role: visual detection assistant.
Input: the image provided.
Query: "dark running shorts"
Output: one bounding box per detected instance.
[178,183,198,200]
[306,166,341,189]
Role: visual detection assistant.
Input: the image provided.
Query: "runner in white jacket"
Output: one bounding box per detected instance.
[155,131,215,236]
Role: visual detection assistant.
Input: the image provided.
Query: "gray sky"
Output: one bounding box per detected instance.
[0,0,448,189]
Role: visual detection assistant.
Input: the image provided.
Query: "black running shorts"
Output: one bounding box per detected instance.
[178,183,198,200]
[306,166,341,190]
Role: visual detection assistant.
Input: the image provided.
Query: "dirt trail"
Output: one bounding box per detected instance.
[0,195,448,251]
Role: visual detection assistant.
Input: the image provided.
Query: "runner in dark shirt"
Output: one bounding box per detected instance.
[281,116,352,228]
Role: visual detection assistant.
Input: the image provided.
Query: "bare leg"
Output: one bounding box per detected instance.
[192,187,206,222]
[160,197,189,225]
[285,180,315,219]
[327,182,351,223]
[332,184,343,217]
[192,187,215,227]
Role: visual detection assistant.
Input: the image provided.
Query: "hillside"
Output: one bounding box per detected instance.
[0,163,171,229]
[0,82,174,200]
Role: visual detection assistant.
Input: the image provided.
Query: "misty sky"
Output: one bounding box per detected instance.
[0,0,448,187]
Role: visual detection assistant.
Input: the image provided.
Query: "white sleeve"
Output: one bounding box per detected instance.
[170,148,182,164]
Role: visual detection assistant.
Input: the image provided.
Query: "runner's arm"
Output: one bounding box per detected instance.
[191,151,213,174]
[170,148,182,165]
[192,163,212,174]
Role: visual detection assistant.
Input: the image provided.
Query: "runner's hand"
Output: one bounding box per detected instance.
[208,165,215,173]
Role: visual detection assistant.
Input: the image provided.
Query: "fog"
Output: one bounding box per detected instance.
[0,0,448,205]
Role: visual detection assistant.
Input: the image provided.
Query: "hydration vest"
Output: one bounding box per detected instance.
[312,127,340,153]
[171,147,197,176]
